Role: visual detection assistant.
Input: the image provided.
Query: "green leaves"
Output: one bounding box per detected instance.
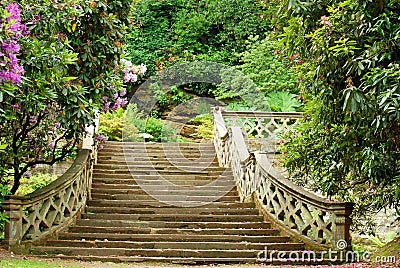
[127,0,270,76]
[342,87,365,114]
[271,0,400,228]
[329,39,360,57]
[266,91,302,112]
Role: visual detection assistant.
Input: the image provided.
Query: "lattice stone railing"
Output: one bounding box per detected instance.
[3,122,98,250]
[213,107,353,250]
[222,111,303,139]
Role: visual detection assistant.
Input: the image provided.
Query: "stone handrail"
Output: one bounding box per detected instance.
[213,108,353,250]
[221,110,303,139]
[3,150,95,249]
[3,120,98,250]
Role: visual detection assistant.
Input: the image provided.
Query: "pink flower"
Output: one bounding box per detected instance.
[297,77,302,82]
[321,15,332,27]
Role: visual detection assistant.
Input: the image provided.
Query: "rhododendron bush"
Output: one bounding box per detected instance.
[0,0,144,194]
[269,0,400,229]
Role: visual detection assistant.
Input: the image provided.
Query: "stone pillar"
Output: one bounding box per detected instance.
[333,202,354,250]
[3,198,23,247]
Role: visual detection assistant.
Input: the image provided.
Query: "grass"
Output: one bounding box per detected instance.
[0,259,81,268]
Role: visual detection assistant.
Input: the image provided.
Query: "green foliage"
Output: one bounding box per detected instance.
[127,0,270,76]
[99,104,178,142]
[16,173,57,196]
[142,117,177,142]
[192,114,213,141]
[226,102,251,111]
[237,36,300,95]
[266,91,302,112]
[99,107,127,141]
[273,0,400,222]
[152,83,191,111]
[0,183,10,239]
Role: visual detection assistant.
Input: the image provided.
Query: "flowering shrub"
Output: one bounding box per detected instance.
[0,0,143,195]
[0,3,28,91]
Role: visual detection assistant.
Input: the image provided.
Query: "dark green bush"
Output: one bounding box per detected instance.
[273,0,400,223]
[127,0,270,77]
[237,36,300,95]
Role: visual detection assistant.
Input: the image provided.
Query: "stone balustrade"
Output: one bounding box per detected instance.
[213,107,353,250]
[3,120,98,251]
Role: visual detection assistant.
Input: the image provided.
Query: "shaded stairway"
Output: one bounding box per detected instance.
[31,141,304,263]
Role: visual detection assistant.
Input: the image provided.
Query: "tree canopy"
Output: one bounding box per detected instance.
[272,0,400,227]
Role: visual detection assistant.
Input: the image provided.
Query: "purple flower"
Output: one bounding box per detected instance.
[103,101,111,111]
[102,96,108,102]
[121,98,128,106]
[49,141,56,149]
[111,97,128,110]
[120,88,126,97]
[98,144,104,150]
[113,93,119,99]
[29,116,37,124]
[1,41,20,53]
[96,134,108,142]
[25,171,32,178]
[8,53,19,65]
[54,122,61,129]
[124,72,137,83]
[6,3,21,23]
[12,103,21,112]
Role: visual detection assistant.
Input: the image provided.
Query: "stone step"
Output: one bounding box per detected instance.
[57,233,290,243]
[27,141,308,263]
[81,213,263,222]
[94,167,226,174]
[93,169,225,175]
[31,254,325,265]
[92,178,234,187]
[90,183,235,190]
[75,219,271,229]
[98,152,217,158]
[89,188,238,196]
[26,255,265,264]
[101,148,216,158]
[85,200,254,209]
[68,226,278,236]
[90,193,239,202]
[31,246,261,258]
[92,173,232,180]
[43,240,303,251]
[84,206,258,216]
[96,160,221,166]
[94,164,222,170]
[97,156,218,162]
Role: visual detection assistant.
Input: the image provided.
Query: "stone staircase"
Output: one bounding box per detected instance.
[30,141,305,263]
